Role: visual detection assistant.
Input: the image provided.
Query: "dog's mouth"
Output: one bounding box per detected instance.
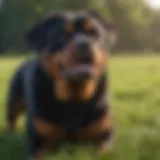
[60,64,96,82]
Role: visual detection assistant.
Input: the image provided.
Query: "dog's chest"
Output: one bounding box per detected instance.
[34,66,106,132]
[36,74,89,127]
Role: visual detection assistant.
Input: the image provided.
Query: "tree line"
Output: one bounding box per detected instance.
[0,0,159,53]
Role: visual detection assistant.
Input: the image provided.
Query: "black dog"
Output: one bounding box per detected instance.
[6,11,116,160]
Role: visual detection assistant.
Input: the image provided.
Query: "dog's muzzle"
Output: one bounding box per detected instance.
[61,36,96,81]
[75,40,94,64]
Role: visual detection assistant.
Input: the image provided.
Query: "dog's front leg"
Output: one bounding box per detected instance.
[75,113,113,153]
[28,117,67,159]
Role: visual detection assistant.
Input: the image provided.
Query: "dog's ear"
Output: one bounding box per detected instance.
[26,13,64,52]
[88,10,118,48]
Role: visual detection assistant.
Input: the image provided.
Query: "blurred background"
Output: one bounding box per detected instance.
[0,0,160,160]
[0,0,160,53]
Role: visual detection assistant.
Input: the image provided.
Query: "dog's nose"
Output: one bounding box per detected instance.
[78,41,90,50]
[75,41,93,64]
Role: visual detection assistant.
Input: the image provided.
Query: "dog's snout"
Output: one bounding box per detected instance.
[76,42,93,63]
[74,36,93,64]
[77,41,90,50]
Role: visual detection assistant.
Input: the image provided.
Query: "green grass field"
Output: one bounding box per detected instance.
[0,55,160,160]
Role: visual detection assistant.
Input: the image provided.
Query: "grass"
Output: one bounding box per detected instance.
[0,54,160,160]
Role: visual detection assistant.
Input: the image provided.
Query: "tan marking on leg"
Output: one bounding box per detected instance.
[8,99,26,132]
[33,118,67,156]
[75,114,112,141]
[33,118,67,139]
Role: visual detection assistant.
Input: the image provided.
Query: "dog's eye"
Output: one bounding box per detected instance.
[65,23,74,34]
[88,28,99,36]
[85,27,99,37]
[83,22,99,37]
[84,21,93,32]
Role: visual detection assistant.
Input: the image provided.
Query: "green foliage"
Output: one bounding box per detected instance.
[0,54,160,159]
[106,0,156,51]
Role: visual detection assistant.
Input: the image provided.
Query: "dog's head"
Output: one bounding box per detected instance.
[26,11,117,100]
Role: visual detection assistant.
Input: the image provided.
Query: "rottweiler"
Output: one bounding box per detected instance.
[6,11,117,160]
